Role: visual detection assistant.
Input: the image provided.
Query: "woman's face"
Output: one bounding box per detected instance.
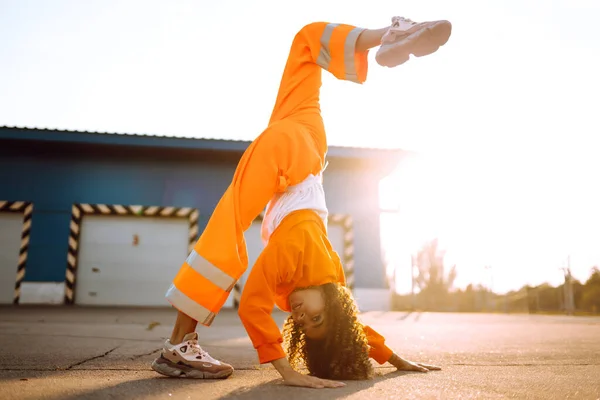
[288,288,327,340]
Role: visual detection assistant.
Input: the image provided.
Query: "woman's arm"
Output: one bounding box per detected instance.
[364,325,441,372]
[363,325,394,364]
[237,242,344,388]
[236,245,289,364]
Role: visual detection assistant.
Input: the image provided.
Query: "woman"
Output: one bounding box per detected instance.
[239,202,442,388]
[151,15,451,389]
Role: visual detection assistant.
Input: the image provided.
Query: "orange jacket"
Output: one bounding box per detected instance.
[238,209,394,365]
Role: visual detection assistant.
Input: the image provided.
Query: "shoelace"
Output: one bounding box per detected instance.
[392,16,416,27]
[187,341,210,359]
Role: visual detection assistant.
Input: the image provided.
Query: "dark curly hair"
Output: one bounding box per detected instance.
[282,282,374,380]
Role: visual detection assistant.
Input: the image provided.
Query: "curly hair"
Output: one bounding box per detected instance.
[282,282,374,380]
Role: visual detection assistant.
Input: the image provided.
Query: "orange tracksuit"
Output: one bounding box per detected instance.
[166,22,370,329]
[238,210,394,364]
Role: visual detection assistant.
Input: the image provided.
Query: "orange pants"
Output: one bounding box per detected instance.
[166,22,370,325]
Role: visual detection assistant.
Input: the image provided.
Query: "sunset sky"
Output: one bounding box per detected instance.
[1,0,599,294]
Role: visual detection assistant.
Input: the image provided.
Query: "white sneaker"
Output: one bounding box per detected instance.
[151,332,234,379]
[376,16,452,67]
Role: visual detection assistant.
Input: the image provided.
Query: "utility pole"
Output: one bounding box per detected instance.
[566,255,575,315]
[560,255,575,315]
[410,255,416,310]
[484,265,494,311]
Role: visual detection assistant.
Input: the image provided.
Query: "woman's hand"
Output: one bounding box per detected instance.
[271,357,345,389]
[282,370,346,389]
[389,353,441,373]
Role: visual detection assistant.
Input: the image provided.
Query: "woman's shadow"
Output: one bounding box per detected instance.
[44,369,428,400]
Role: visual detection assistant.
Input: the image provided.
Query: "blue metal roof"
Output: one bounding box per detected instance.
[0,125,411,161]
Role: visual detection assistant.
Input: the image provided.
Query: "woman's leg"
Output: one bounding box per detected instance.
[169,310,198,344]
[166,22,385,328]
[155,16,452,380]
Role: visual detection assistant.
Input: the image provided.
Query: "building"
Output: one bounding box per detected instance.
[0,126,405,311]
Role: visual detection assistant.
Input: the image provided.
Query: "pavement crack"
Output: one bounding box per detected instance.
[2,364,599,373]
[64,346,120,370]
[130,348,162,360]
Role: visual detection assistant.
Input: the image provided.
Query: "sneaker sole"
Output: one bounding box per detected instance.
[151,358,233,379]
[376,20,452,67]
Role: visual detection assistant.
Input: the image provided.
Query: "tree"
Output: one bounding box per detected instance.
[581,267,600,313]
[412,238,457,310]
[585,267,600,286]
[456,284,477,312]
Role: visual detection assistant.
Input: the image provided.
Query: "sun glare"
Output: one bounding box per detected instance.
[379,154,493,294]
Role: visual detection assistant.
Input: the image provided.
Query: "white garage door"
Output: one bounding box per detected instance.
[223,220,264,308]
[75,215,189,306]
[238,221,265,289]
[0,213,22,304]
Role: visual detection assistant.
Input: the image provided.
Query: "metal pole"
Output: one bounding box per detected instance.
[567,255,575,315]
[410,255,415,310]
[560,255,575,316]
[484,265,493,311]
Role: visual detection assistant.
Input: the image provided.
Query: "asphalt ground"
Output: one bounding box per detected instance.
[1,307,598,399]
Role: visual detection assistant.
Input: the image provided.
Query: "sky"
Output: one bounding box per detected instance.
[1,0,599,294]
